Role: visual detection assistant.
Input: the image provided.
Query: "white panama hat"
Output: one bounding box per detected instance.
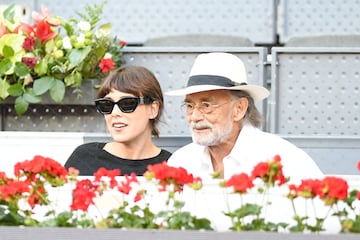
[166,52,270,101]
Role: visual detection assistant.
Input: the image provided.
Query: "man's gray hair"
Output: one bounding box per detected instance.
[230,90,263,128]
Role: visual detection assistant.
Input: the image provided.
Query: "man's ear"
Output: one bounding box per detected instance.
[149,100,160,119]
[233,97,248,121]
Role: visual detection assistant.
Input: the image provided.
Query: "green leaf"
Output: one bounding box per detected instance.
[23,91,41,104]
[3,4,16,23]
[39,211,76,227]
[231,203,262,219]
[14,96,29,115]
[97,23,112,37]
[0,59,12,75]
[14,62,30,77]
[0,34,26,74]
[7,83,23,97]
[352,218,360,233]
[0,78,10,99]
[0,34,25,54]
[50,80,65,103]
[33,76,56,95]
[2,45,14,58]
[34,59,48,76]
[73,71,83,86]
[68,46,91,69]
[64,73,75,86]
[45,39,56,53]
[63,22,74,36]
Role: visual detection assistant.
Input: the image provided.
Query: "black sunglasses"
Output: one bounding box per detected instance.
[95,97,153,114]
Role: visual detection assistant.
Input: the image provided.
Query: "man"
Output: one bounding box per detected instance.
[166,52,323,182]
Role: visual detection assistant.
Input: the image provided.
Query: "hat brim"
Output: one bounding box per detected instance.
[166,84,270,102]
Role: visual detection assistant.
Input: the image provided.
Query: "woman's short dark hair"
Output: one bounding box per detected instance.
[97,66,164,137]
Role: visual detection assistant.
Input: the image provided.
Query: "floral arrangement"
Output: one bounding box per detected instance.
[0,2,126,114]
[0,155,359,234]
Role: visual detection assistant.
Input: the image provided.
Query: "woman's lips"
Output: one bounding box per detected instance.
[112,122,127,128]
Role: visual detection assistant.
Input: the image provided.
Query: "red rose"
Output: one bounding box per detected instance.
[22,57,37,68]
[119,40,126,47]
[23,36,36,51]
[99,58,115,73]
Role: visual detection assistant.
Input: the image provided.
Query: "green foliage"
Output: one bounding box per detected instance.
[339,190,360,233]
[100,202,159,229]
[0,1,124,114]
[224,203,284,232]
[157,196,213,231]
[40,211,95,228]
[0,204,25,226]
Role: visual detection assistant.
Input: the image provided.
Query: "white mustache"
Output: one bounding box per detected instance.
[190,121,212,129]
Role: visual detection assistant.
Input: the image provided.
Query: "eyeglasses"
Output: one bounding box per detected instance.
[182,101,232,115]
[95,97,153,114]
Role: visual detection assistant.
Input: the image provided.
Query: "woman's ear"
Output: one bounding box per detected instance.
[149,100,160,119]
[233,97,248,121]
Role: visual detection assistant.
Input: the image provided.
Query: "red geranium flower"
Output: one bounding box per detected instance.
[287,179,322,199]
[70,179,98,211]
[94,167,120,189]
[27,185,47,208]
[251,155,287,186]
[14,155,68,186]
[0,180,29,202]
[252,162,270,179]
[319,176,349,205]
[225,173,254,194]
[144,161,199,192]
[118,173,139,195]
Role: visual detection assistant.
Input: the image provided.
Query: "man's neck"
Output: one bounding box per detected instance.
[207,139,237,178]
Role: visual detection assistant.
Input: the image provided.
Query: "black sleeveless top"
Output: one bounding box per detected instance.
[64,142,172,176]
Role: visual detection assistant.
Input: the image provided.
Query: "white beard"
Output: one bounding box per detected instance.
[190,121,233,146]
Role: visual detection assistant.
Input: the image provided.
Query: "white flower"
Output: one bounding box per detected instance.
[77,33,85,43]
[95,28,109,38]
[103,52,112,59]
[62,36,72,49]
[77,21,91,31]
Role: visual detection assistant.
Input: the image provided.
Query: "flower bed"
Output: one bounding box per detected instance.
[0,155,359,234]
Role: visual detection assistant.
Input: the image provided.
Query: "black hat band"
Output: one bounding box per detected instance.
[187,75,247,87]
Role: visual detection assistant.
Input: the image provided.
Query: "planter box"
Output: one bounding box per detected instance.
[0,227,358,240]
[0,79,105,132]
[2,79,101,106]
[29,177,360,235]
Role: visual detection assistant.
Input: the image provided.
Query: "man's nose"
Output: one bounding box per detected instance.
[188,106,204,121]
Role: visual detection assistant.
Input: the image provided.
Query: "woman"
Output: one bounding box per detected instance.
[65,66,172,175]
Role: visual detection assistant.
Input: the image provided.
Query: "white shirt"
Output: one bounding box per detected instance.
[168,124,323,183]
